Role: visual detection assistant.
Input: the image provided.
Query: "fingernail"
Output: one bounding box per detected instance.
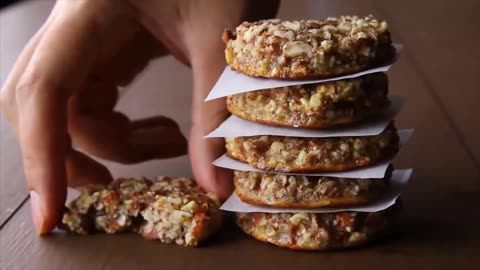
[29,191,45,235]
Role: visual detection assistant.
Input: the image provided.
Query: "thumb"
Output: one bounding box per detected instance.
[190,125,233,200]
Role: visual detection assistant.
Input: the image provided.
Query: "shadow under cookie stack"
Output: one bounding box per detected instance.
[206,15,413,250]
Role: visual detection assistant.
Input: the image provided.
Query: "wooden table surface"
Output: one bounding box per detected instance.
[1,0,479,269]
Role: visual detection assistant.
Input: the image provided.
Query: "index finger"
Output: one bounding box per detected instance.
[16,2,101,234]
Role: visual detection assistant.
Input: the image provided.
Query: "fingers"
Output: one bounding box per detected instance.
[130,115,179,129]
[182,0,280,199]
[15,3,100,234]
[130,117,187,159]
[27,145,114,235]
[93,25,168,86]
[129,116,188,160]
[70,79,119,113]
[189,51,233,199]
[66,150,113,187]
[68,112,188,164]
[181,2,242,199]
[190,128,233,200]
[0,18,51,130]
[189,70,233,199]
[1,0,170,236]
[189,92,233,197]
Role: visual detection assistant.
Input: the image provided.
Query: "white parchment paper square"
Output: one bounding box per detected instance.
[213,155,392,178]
[206,96,405,138]
[66,188,81,204]
[205,44,403,101]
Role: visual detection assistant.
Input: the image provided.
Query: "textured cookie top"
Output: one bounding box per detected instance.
[223,15,394,79]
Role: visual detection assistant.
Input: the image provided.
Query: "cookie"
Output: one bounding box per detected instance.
[227,73,389,128]
[223,16,394,79]
[236,202,399,250]
[233,168,391,208]
[225,123,399,172]
[60,177,223,247]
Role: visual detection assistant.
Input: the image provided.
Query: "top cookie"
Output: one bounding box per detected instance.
[223,15,394,79]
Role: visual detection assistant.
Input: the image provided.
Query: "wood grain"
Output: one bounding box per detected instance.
[0,115,27,226]
[1,0,480,269]
[375,0,480,168]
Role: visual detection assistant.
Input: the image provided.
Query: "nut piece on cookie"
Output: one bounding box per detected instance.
[223,15,394,79]
[59,177,223,247]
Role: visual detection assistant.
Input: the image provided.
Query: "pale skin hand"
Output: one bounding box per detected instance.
[0,0,279,234]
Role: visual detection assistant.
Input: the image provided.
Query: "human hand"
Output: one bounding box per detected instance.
[0,0,278,234]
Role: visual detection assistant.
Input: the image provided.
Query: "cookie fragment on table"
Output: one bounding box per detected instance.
[138,179,223,246]
[60,177,223,247]
[223,15,394,79]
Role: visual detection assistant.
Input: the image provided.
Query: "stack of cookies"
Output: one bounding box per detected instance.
[206,15,413,250]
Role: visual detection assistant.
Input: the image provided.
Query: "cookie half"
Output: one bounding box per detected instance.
[223,16,394,79]
[227,73,389,128]
[226,123,399,172]
[233,168,391,208]
[236,202,399,250]
[60,177,223,247]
